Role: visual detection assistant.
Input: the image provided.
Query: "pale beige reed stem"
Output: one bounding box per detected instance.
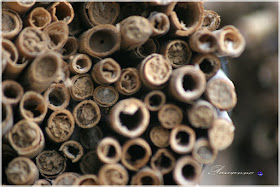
[192,138,218,164]
[2,103,13,136]
[148,11,170,37]
[97,137,122,164]
[150,148,176,175]
[69,53,92,74]
[2,80,24,105]
[93,85,119,107]
[73,174,100,185]
[158,104,183,129]
[3,0,35,15]
[25,7,51,30]
[48,2,74,24]
[189,30,219,53]
[149,125,170,148]
[52,172,80,185]
[98,164,129,185]
[2,9,22,40]
[131,167,163,185]
[69,74,94,101]
[60,36,79,60]
[201,10,221,31]
[144,90,166,111]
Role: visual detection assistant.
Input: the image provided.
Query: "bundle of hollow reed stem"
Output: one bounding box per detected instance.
[2,1,245,185]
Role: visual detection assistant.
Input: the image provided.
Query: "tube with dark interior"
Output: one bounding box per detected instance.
[213,25,246,57]
[149,126,170,148]
[2,39,28,80]
[205,78,237,111]
[93,85,119,107]
[79,126,103,150]
[79,24,121,58]
[46,109,75,143]
[15,27,48,59]
[173,156,202,185]
[160,39,192,68]
[43,83,70,111]
[109,98,150,138]
[3,0,35,15]
[170,125,196,154]
[2,9,22,40]
[2,80,24,105]
[201,10,221,31]
[80,150,102,175]
[6,157,39,185]
[69,53,92,74]
[119,16,153,50]
[98,164,129,185]
[36,150,67,179]
[73,174,100,185]
[60,37,79,60]
[208,118,235,151]
[131,167,163,185]
[144,90,166,111]
[25,7,51,30]
[139,53,172,89]
[43,21,69,51]
[129,39,158,59]
[121,138,152,171]
[48,2,74,24]
[80,2,120,27]
[169,2,204,37]
[192,138,218,164]
[169,65,206,103]
[115,67,141,95]
[19,91,47,124]
[150,148,176,175]
[191,53,221,80]
[158,104,183,129]
[59,140,84,163]
[97,137,122,164]
[187,99,217,129]
[8,119,45,158]
[72,100,101,129]
[2,103,13,136]
[69,74,94,101]
[189,30,219,53]
[21,52,61,93]
[91,58,121,85]
[148,11,170,37]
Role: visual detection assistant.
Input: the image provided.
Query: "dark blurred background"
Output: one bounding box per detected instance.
[200,2,278,185]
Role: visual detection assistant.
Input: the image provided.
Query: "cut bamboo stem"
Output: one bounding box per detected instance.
[170,125,196,154]
[36,150,67,179]
[22,52,61,93]
[93,85,119,107]
[33,179,51,185]
[160,39,192,68]
[97,137,122,164]
[6,157,39,185]
[73,174,100,185]
[43,83,70,111]
[69,74,94,101]
[91,58,121,85]
[3,1,35,15]
[79,24,121,58]
[43,21,69,51]
[173,156,202,185]
[69,54,92,74]
[192,138,217,164]
[121,138,152,171]
[60,36,79,60]
[46,109,75,143]
[169,65,206,103]
[2,9,22,40]
[189,30,219,53]
[8,119,45,158]
[59,140,84,163]
[52,172,80,185]
[130,39,158,59]
[109,98,150,138]
[2,80,24,105]
[148,11,170,37]
[169,2,204,37]
[72,100,101,128]
[48,2,74,24]
[139,53,172,89]
[19,91,47,124]
[150,148,176,175]
[2,103,13,136]
[131,167,163,185]
[15,27,47,59]
[25,7,51,30]
[201,10,221,31]
[144,90,166,111]
[98,164,129,185]
[119,16,153,50]
[149,125,170,148]
[115,67,141,95]
[208,118,235,151]
[187,99,217,129]
[191,53,221,80]
[158,104,183,129]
